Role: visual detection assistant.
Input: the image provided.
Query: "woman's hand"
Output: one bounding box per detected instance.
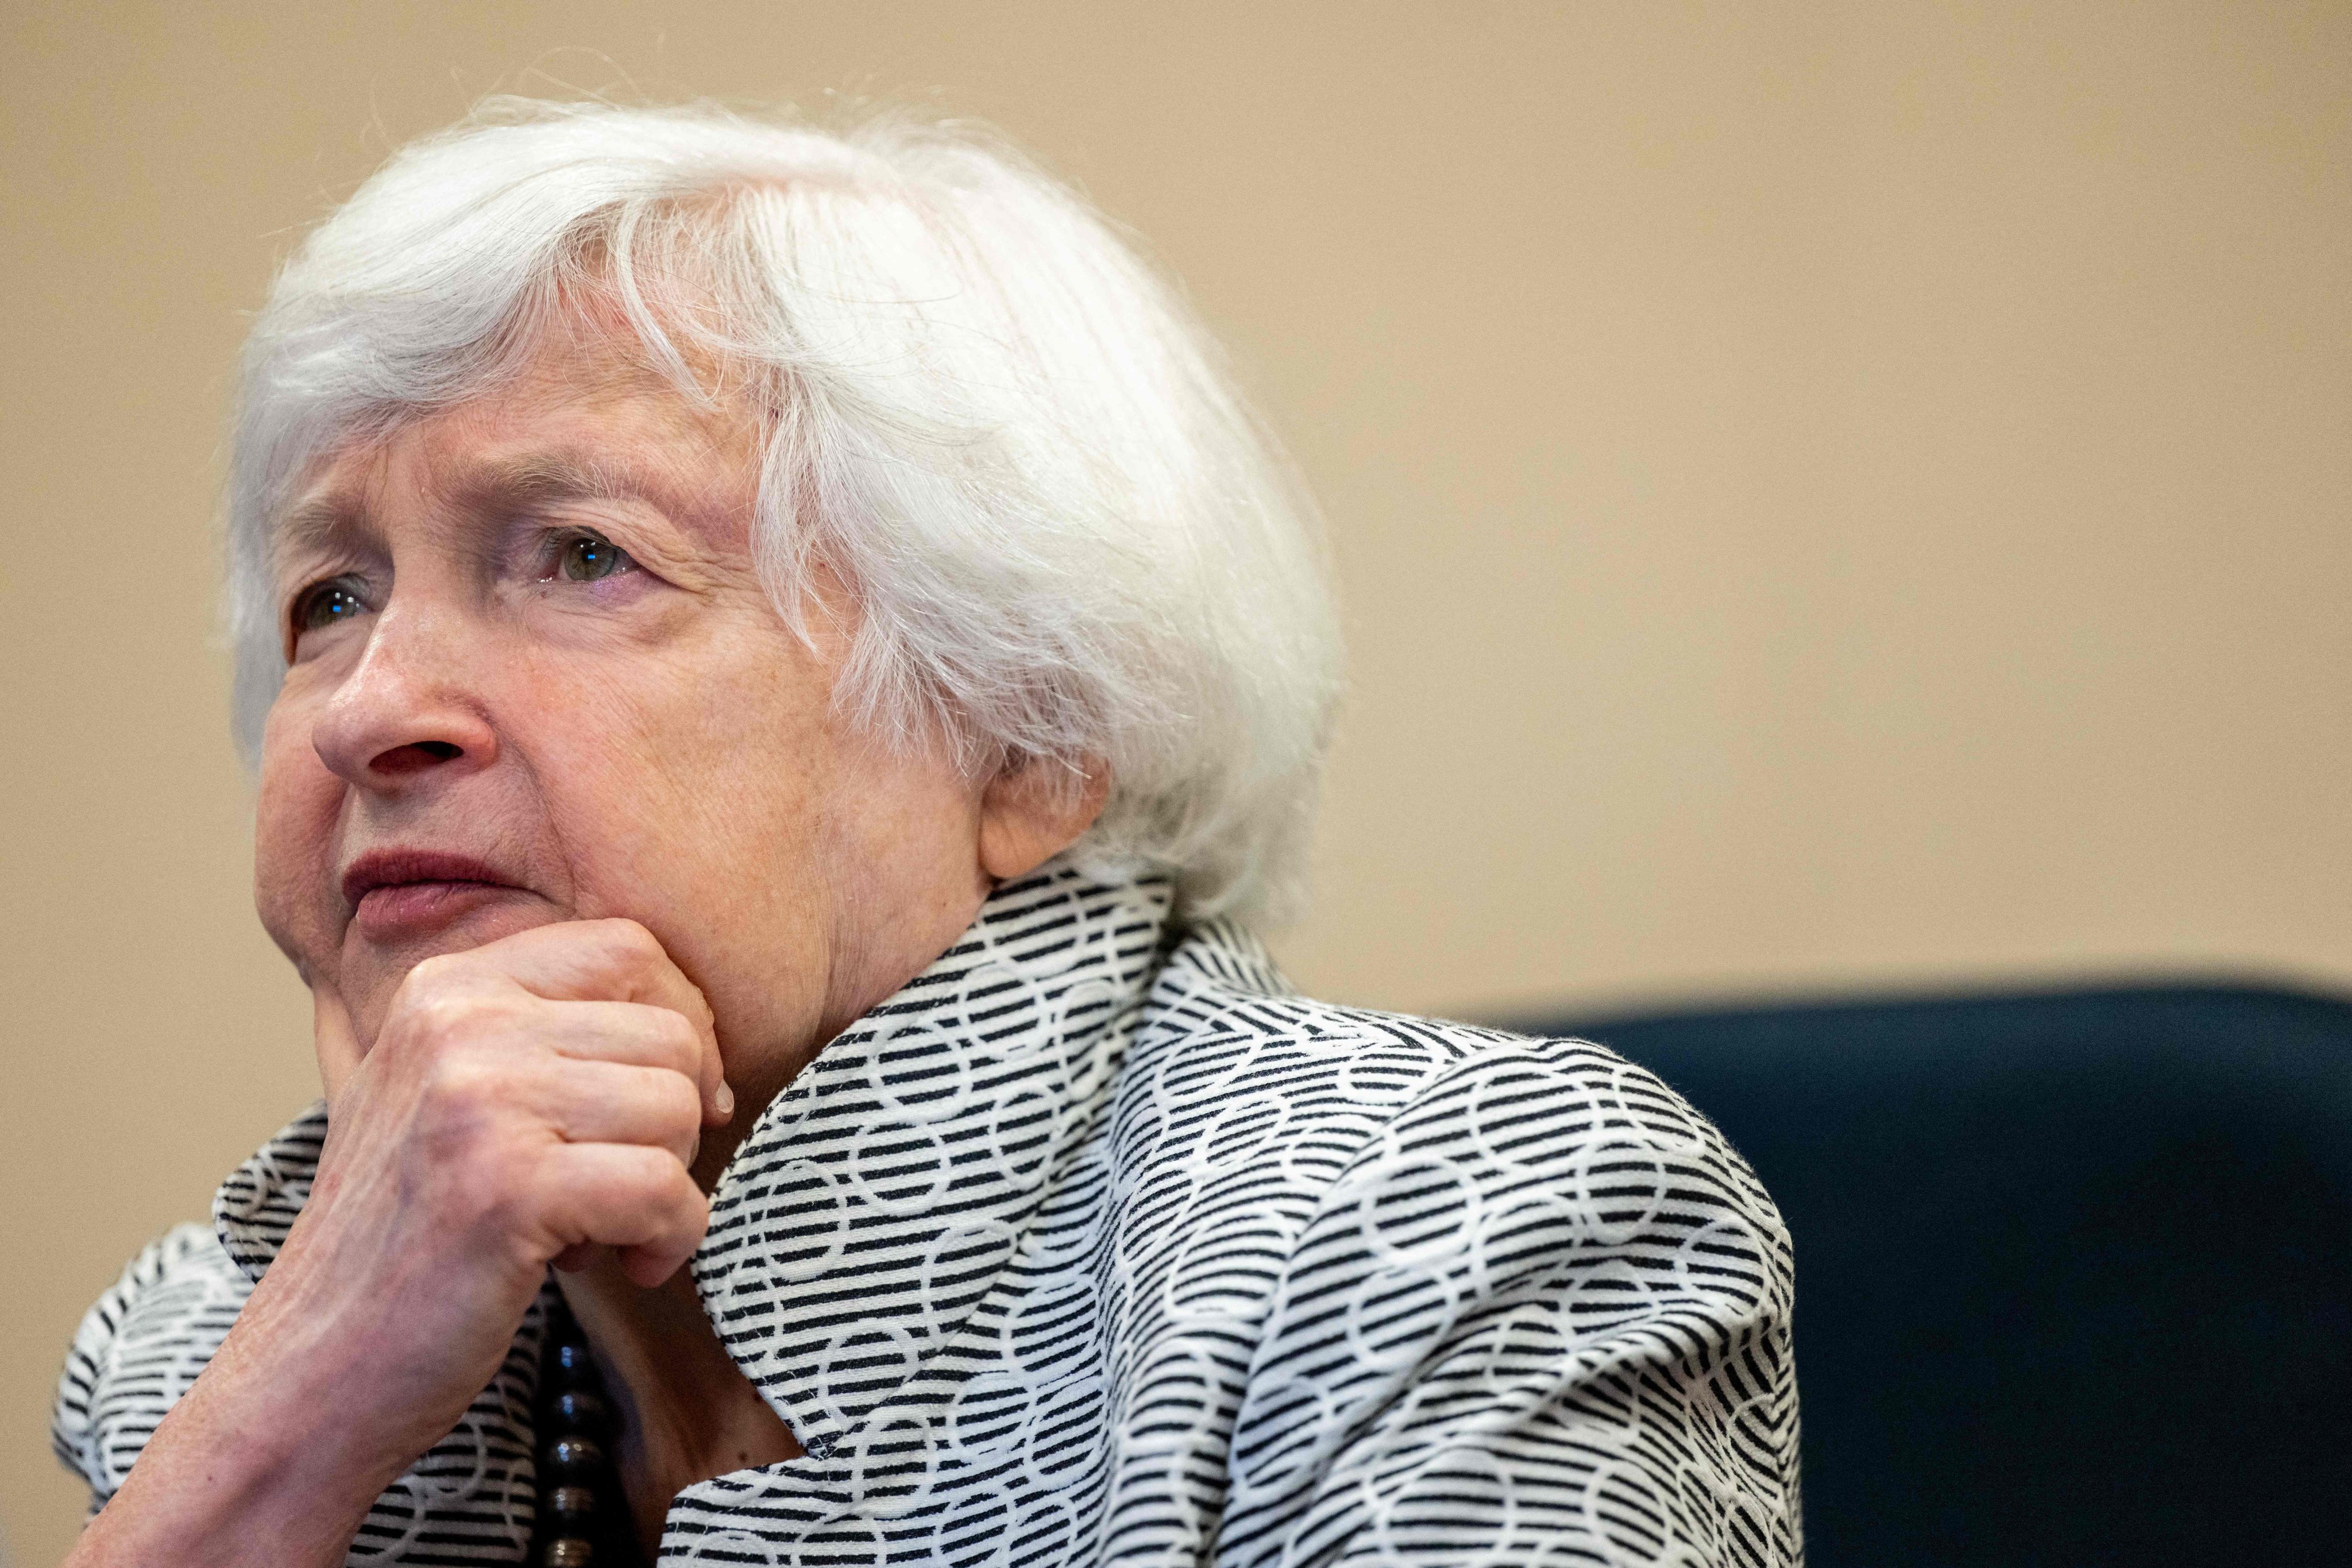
[66,918,731,1568]
[285,916,732,1434]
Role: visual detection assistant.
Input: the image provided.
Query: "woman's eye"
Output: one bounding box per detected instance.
[552,531,635,583]
[292,578,370,634]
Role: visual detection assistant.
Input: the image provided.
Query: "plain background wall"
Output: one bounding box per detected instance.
[3,1,2345,1557]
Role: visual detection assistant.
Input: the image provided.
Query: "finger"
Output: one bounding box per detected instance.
[616,1238,698,1291]
[535,1058,703,1166]
[470,921,731,1125]
[536,1142,709,1287]
[532,998,727,1134]
[531,999,705,1078]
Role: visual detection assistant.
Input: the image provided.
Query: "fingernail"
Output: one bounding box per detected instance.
[715,1082,736,1121]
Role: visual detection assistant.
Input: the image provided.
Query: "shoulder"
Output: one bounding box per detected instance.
[1136,927,1802,1565]
[52,1221,251,1505]
[1137,921,1781,1237]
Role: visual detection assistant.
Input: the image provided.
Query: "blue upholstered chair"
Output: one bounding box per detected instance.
[1517,983,2352,1568]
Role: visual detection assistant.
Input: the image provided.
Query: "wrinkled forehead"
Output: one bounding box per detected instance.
[268,314,765,563]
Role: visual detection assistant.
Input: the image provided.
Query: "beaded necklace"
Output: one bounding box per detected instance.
[528,1296,647,1567]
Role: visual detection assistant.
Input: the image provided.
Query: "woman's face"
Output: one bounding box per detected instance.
[253,327,991,1109]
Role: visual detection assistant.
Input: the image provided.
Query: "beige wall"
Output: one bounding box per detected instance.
[4,1,2346,1558]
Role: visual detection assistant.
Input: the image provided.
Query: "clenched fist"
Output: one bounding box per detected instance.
[69,918,732,1568]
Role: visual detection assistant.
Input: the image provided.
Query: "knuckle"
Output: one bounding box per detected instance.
[390,980,505,1057]
[658,1163,707,1212]
[656,1070,701,1127]
[617,1143,674,1191]
[396,952,469,1007]
[656,1010,702,1067]
[597,918,662,967]
[416,1051,500,1119]
[477,1146,559,1241]
[412,990,476,1044]
[410,950,460,984]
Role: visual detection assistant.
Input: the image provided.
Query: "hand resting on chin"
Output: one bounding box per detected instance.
[65,918,737,1568]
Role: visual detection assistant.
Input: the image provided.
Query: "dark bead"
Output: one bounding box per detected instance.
[552,1389,609,1429]
[547,1485,596,1523]
[546,1436,605,1473]
[544,1537,594,1567]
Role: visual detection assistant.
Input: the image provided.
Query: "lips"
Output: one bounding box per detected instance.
[341,848,526,938]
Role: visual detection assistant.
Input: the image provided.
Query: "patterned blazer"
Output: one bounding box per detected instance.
[55,867,1802,1565]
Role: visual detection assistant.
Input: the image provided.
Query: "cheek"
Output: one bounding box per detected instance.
[250,698,343,955]
[522,628,837,939]
[575,677,821,883]
[542,607,825,791]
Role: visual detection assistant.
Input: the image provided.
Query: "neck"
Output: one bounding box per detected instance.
[530,866,1171,1547]
[543,902,966,1547]
[556,1256,801,1556]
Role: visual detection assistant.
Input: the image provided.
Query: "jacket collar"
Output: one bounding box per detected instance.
[215,864,1176,1448]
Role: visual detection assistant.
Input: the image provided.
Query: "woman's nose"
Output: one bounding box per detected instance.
[308,609,499,789]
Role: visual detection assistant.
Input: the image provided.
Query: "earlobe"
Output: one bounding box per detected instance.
[977,756,1110,882]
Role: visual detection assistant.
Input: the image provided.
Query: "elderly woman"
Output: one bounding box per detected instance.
[53,101,1798,1567]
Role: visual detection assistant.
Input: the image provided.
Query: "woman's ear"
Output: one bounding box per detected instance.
[978,756,1110,881]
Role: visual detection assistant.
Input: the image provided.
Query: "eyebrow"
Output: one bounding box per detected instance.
[274,492,366,566]
[273,451,650,565]
[452,453,643,513]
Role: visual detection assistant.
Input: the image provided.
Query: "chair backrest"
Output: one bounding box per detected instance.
[1519,983,2352,1568]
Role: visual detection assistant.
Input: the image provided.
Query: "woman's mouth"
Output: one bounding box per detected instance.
[342,849,527,941]
[352,879,520,939]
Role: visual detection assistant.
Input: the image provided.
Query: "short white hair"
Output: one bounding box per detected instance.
[228,99,1341,923]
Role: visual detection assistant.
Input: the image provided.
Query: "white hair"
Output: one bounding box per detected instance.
[227,98,1341,923]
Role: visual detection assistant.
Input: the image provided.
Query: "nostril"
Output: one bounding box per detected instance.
[372,740,465,775]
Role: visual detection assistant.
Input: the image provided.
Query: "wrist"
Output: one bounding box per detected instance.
[67,1293,411,1568]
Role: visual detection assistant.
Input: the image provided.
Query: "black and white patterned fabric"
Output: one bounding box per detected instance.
[56,866,1802,1565]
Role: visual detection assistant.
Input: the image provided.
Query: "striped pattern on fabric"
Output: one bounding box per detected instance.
[55,864,1800,1565]
[60,1103,554,1563]
[52,1223,249,1506]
